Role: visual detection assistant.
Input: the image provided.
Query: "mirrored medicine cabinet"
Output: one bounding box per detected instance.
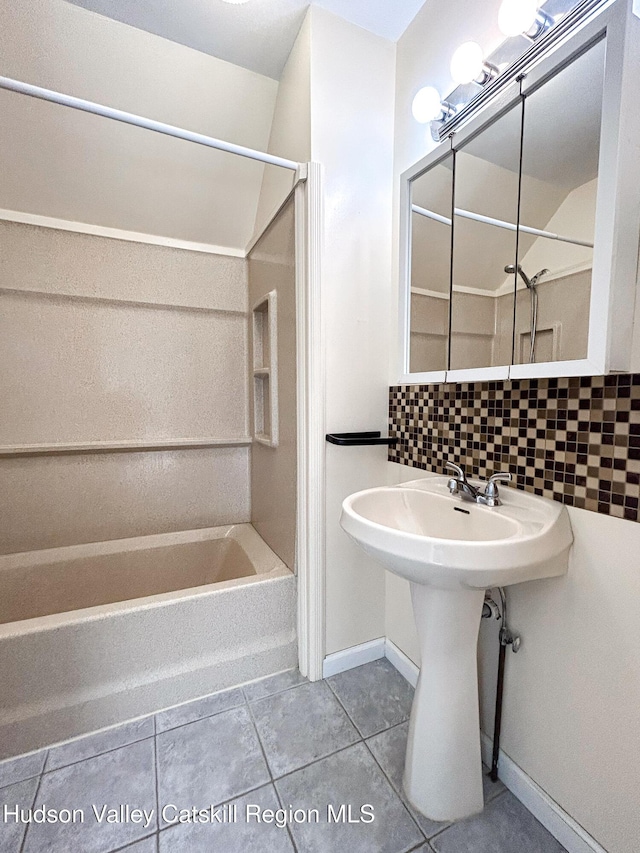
[399,0,640,383]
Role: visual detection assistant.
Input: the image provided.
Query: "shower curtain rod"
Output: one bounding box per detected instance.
[0,75,301,172]
[412,203,594,249]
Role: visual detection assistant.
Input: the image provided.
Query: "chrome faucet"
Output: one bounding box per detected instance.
[445,462,512,507]
[445,462,480,502]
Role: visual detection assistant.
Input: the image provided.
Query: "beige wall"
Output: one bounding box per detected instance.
[450,291,497,370]
[511,269,591,364]
[248,198,297,570]
[496,509,640,853]
[0,0,277,250]
[1,221,250,554]
[409,293,448,372]
[410,269,591,371]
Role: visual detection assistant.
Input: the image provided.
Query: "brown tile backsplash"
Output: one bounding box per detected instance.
[388,375,640,522]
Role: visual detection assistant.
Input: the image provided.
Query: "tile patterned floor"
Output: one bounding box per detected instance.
[0,659,567,853]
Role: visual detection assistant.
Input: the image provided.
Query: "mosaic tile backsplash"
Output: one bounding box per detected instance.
[388,375,640,522]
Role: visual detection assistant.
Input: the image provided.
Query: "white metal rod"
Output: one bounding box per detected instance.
[412,204,452,226]
[0,75,301,172]
[412,203,594,249]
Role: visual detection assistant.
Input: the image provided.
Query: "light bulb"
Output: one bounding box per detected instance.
[450,42,485,85]
[412,87,443,123]
[498,0,539,36]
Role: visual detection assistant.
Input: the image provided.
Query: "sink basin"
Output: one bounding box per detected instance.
[341,475,572,590]
[340,473,573,823]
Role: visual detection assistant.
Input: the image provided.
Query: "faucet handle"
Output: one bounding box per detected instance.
[479,472,512,507]
[488,472,512,485]
[445,461,465,480]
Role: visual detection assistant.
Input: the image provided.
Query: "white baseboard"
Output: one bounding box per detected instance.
[323,638,606,853]
[384,638,419,687]
[322,638,385,678]
[480,732,607,853]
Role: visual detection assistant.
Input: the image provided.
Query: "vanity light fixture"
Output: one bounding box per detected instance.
[412,87,456,123]
[450,42,499,85]
[412,0,586,140]
[498,0,554,37]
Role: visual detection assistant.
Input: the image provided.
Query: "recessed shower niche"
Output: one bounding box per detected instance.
[252,289,279,447]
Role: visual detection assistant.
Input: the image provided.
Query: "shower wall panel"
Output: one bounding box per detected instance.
[0,221,250,553]
[0,448,250,555]
[248,198,297,570]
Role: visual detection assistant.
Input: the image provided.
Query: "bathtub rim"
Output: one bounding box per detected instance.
[0,523,292,638]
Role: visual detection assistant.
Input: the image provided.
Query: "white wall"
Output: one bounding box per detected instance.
[254,12,312,238]
[0,0,278,250]
[388,4,640,851]
[307,7,396,654]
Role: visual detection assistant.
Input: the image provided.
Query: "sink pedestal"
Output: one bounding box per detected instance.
[403,584,485,822]
[341,475,573,821]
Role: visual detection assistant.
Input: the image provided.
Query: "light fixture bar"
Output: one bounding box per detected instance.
[412,203,594,248]
[437,0,612,140]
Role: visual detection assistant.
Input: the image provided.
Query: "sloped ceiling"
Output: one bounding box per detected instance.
[63,0,429,79]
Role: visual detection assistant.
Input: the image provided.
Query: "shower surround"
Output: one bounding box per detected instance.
[0,198,298,756]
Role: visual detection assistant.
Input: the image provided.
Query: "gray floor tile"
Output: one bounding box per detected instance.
[365,722,409,794]
[0,777,39,853]
[250,681,360,778]
[366,723,450,839]
[327,659,414,737]
[275,742,423,853]
[366,723,508,838]
[0,751,46,789]
[155,687,245,734]
[243,669,307,703]
[46,717,154,771]
[158,784,294,852]
[156,705,269,825]
[23,739,157,853]
[482,767,506,804]
[430,790,567,853]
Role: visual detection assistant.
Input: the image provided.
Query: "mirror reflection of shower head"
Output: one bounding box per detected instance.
[530,268,550,287]
[504,263,532,289]
[504,263,548,290]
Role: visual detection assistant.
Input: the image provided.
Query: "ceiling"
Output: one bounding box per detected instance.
[64,0,429,80]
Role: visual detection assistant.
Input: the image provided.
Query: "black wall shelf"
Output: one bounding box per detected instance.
[326,431,397,447]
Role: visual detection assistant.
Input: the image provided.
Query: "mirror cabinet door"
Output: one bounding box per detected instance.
[515,38,605,365]
[408,154,454,373]
[449,102,522,371]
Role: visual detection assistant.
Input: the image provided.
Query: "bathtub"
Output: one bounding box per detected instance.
[0,524,296,759]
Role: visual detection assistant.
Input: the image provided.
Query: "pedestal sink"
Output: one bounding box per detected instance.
[340,473,572,822]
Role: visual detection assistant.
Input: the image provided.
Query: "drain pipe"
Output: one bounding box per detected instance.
[482,588,521,782]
